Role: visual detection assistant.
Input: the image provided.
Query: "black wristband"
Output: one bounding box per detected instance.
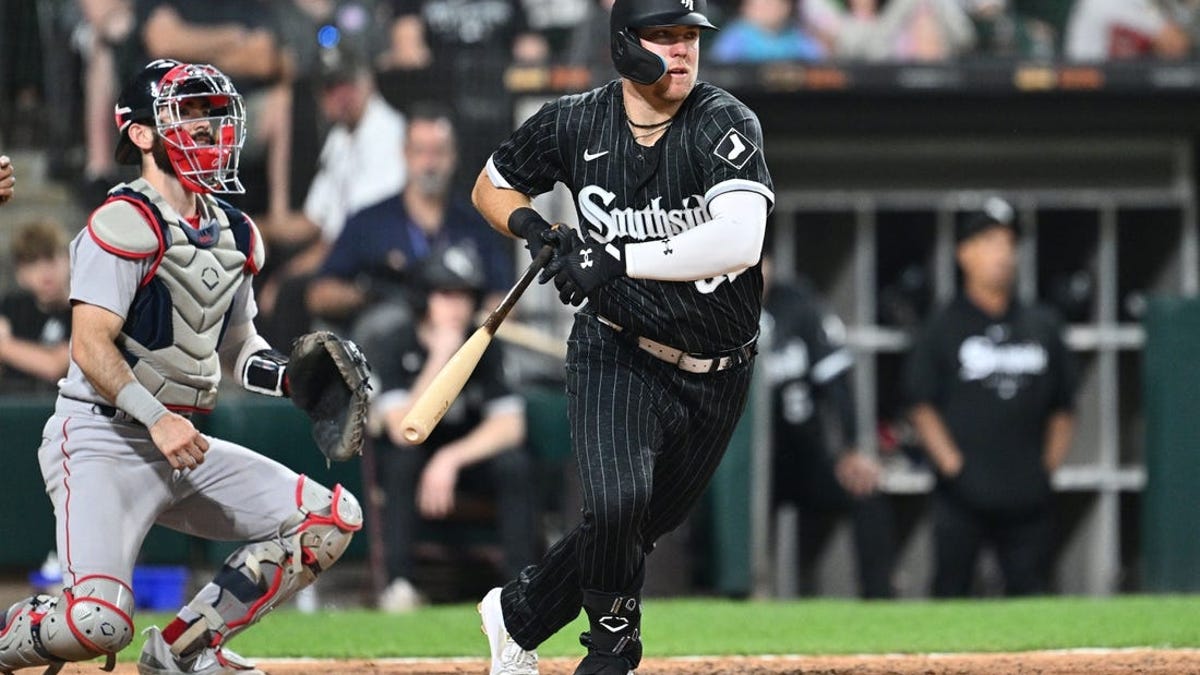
[508,207,549,238]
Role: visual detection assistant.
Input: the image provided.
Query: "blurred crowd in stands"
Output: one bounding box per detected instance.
[1,0,1195,231]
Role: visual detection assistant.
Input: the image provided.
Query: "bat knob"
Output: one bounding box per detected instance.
[403,427,423,443]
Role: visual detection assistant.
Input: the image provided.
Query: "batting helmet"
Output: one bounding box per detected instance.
[113,59,246,194]
[611,0,717,85]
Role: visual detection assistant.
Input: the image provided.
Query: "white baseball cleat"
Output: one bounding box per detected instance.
[479,587,539,675]
[137,626,264,675]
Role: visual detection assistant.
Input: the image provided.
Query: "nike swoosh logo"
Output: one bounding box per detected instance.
[584,149,609,161]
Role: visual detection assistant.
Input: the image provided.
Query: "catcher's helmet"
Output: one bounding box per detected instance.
[611,0,717,85]
[114,59,246,194]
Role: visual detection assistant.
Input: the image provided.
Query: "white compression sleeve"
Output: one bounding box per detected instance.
[624,189,769,281]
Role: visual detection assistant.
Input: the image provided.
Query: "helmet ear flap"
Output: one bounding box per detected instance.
[611,27,667,85]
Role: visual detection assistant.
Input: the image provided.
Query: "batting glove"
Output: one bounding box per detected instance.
[542,228,625,306]
[508,207,555,262]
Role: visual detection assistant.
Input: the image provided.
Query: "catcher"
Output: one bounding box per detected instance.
[0,60,369,675]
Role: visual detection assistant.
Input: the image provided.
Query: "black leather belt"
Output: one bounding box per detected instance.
[594,315,756,374]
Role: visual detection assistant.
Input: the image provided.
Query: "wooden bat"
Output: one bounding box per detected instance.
[478,312,568,360]
[400,244,555,444]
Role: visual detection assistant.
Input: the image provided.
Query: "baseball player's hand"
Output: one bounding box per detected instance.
[507,207,555,262]
[541,228,625,306]
[834,451,881,498]
[0,156,14,205]
[149,413,210,470]
[417,451,460,519]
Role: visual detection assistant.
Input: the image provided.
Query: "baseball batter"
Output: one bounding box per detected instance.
[470,1,774,673]
[0,60,361,675]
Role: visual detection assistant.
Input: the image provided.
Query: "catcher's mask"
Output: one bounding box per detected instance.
[610,0,717,85]
[114,59,246,194]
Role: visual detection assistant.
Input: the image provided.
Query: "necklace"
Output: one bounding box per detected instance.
[627,117,672,142]
[626,116,672,129]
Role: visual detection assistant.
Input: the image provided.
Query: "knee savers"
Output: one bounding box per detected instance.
[0,576,135,671]
[288,477,363,571]
[176,477,361,654]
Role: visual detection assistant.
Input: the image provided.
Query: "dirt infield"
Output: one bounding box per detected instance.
[57,649,1200,674]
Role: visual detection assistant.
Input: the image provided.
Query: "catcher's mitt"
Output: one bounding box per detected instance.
[288,331,372,462]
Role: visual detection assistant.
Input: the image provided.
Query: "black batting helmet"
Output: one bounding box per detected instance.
[611,0,717,85]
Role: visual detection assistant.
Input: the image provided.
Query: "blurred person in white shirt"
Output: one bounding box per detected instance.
[1065,0,1190,61]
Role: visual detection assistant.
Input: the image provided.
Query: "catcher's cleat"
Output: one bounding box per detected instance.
[137,627,263,675]
[479,588,539,675]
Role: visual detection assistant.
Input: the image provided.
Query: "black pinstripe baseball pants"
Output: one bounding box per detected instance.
[501,313,753,650]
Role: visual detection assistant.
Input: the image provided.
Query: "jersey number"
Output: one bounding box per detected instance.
[695,269,743,294]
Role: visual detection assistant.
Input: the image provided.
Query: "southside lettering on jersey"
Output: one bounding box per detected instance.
[488,80,774,354]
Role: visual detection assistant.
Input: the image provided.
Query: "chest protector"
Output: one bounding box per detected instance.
[87,178,264,412]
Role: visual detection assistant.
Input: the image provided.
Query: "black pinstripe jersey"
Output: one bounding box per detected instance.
[488,79,775,354]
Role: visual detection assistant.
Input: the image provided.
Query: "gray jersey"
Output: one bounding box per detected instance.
[58,179,260,410]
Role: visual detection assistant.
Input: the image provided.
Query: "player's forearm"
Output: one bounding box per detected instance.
[143,8,245,62]
[909,403,962,477]
[73,330,138,403]
[439,408,526,467]
[624,191,767,281]
[0,338,69,383]
[472,167,532,236]
[1042,411,1075,472]
[306,277,365,319]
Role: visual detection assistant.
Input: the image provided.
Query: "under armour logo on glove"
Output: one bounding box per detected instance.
[539,228,625,306]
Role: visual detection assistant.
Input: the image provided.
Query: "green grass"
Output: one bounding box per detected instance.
[114,595,1200,662]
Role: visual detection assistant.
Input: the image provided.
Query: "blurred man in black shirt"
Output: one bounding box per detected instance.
[904,198,1077,597]
[764,265,894,599]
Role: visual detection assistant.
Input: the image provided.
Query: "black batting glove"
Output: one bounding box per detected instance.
[541,228,625,306]
[508,207,555,262]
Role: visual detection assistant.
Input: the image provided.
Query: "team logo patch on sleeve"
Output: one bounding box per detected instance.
[713,128,759,169]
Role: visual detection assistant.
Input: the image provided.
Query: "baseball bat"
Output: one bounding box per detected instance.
[477,311,568,360]
[400,244,555,444]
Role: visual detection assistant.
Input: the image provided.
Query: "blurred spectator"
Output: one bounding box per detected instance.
[306,105,514,333]
[381,0,548,194]
[0,0,45,148]
[712,0,826,62]
[520,0,592,59]
[257,43,407,344]
[802,0,976,62]
[904,198,1077,597]
[285,0,391,78]
[135,0,298,224]
[0,155,13,205]
[962,0,1073,60]
[0,220,72,395]
[1065,0,1191,61]
[76,0,135,204]
[565,0,616,72]
[305,44,407,252]
[369,246,536,611]
[763,262,895,598]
